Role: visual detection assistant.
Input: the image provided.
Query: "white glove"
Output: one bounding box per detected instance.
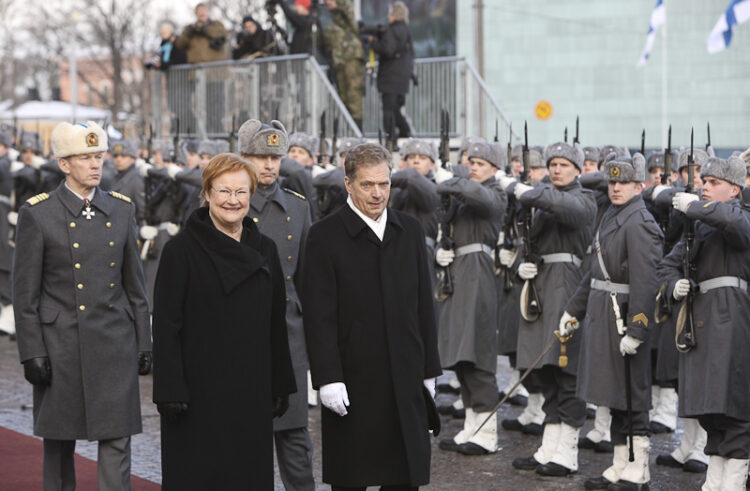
[673,278,691,301]
[137,162,153,178]
[423,378,436,399]
[619,335,643,356]
[140,225,158,240]
[651,184,669,200]
[498,175,516,191]
[166,223,180,236]
[499,248,515,267]
[435,248,455,267]
[319,382,350,416]
[518,262,538,280]
[30,155,45,170]
[514,182,533,200]
[558,311,578,337]
[672,192,699,213]
[7,211,17,226]
[167,163,182,179]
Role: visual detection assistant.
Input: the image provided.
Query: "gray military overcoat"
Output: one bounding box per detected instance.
[111,163,146,223]
[13,182,151,440]
[250,182,312,431]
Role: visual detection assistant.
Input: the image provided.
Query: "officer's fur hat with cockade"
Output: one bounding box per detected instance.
[603,153,646,183]
[238,119,288,157]
[701,156,746,188]
[110,139,139,159]
[288,132,318,159]
[401,138,438,163]
[52,121,108,158]
[543,141,585,171]
[467,140,502,169]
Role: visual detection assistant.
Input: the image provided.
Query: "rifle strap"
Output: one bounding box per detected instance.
[594,229,627,335]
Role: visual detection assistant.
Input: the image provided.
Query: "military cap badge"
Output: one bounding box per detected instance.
[609,166,621,178]
[268,134,280,146]
[86,133,99,147]
[114,144,123,153]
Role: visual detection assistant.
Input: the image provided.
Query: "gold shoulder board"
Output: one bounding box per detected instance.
[283,188,306,201]
[26,193,50,206]
[109,191,132,203]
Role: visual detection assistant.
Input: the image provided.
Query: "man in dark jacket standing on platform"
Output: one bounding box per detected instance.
[301,143,441,490]
[369,1,414,148]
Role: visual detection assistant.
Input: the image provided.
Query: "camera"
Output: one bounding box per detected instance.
[144,53,161,70]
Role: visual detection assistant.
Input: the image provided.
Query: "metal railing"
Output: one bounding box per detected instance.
[150,54,517,144]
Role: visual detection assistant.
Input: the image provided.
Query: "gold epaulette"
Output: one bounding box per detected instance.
[283,188,306,201]
[109,191,132,203]
[26,193,50,206]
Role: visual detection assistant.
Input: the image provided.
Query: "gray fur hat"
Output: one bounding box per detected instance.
[459,136,485,157]
[543,141,584,171]
[110,139,138,158]
[197,139,216,156]
[467,141,501,168]
[213,139,230,154]
[603,153,646,183]
[490,142,508,170]
[238,119,288,157]
[401,138,438,162]
[583,146,600,163]
[19,132,40,153]
[288,132,317,158]
[0,131,11,148]
[701,156,746,188]
[528,149,544,168]
[599,145,631,163]
[338,137,365,155]
[646,151,665,171]
[511,144,523,161]
[678,148,709,171]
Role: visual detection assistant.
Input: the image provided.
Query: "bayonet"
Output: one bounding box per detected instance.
[574,116,579,144]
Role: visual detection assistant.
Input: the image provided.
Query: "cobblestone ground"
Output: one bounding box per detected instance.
[0,335,704,490]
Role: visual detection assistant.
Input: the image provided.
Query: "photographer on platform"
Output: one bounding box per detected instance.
[145,22,187,70]
[232,15,277,59]
[177,3,228,64]
[274,0,314,55]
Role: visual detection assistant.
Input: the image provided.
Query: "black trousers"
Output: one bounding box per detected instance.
[381,93,410,142]
[454,361,499,413]
[610,409,650,445]
[699,414,750,459]
[534,365,586,428]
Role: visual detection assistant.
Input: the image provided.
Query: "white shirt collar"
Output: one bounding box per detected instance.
[65,183,96,202]
[346,195,387,241]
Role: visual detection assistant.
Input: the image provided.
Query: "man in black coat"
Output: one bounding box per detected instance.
[277,0,314,55]
[300,143,441,490]
[368,1,414,148]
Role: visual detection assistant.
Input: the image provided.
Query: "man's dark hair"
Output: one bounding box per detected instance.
[344,143,392,180]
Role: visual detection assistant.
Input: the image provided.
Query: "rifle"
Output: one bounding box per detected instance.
[519,122,541,322]
[640,129,645,156]
[506,123,512,176]
[172,119,180,164]
[438,109,450,166]
[434,193,458,302]
[705,122,711,152]
[228,114,236,154]
[494,119,499,143]
[564,127,568,143]
[659,126,673,250]
[318,111,327,165]
[144,124,153,225]
[676,128,697,353]
[330,116,339,166]
[573,115,580,145]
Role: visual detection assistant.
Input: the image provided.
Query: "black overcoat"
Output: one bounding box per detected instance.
[300,205,441,487]
[372,20,414,95]
[152,207,296,491]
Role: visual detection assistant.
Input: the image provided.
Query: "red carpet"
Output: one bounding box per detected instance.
[0,427,160,490]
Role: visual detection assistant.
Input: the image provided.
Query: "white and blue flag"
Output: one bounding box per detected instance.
[707,0,750,53]
[637,0,666,67]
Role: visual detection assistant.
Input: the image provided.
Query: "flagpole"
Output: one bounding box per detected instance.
[661,0,668,149]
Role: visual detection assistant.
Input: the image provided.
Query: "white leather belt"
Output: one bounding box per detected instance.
[590,278,630,295]
[425,237,436,249]
[542,253,582,267]
[0,195,11,206]
[698,276,747,293]
[455,243,493,258]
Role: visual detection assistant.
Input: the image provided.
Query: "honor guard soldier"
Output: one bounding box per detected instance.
[436,140,507,456]
[658,156,750,490]
[510,142,597,477]
[13,121,151,491]
[563,153,663,490]
[287,132,318,168]
[0,131,13,338]
[238,119,315,490]
[582,147,600,175]
[110,139,146,224]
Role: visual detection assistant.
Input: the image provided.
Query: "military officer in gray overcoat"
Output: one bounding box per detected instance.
[435,140,507,456]
[239,119,315,491]
[658,156,750,490]
[13,121,151,491]
[564,154,663,490]
[110,139,146,224]
[510,142,597,477]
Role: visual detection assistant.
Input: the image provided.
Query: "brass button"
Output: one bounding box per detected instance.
[287,256,292,261]
[106,222,112,228]
[109,283,115,289]
[109,262,116,268]
[73,242,79,249]
[253,217,259,223]
[74,263,81,270]
[79,305,86,311]
[77,283,83,290]
[286,235,292,240]
[109,241,115,247]
[286,275,291,281]
[286,216,291,222]
[69,222,76,228]
[697,320,704,328]
[108,304,114,309]
[285,297,290,302]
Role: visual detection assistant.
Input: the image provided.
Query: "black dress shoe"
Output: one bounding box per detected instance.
[509,394,529,406]
[457,442,490,455]
[452,408,466,419]
[437,404,455,416]
[579,436,596,450]
[655,453,682,468]
[607,480,649,490]
[512,456,542,470]
[584,476,612,489]
[438,438,459,452]
[502,418,524,432]
[649,421,673,433]
[536,461,575,476]
[521,422,544,436]
[595,440,614,453]
[683,459,708,473]
[586,407,596,419]
[437,383,460,395]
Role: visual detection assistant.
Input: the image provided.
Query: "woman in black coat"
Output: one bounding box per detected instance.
[152,153,296,490]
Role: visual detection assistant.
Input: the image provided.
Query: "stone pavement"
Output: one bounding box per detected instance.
[0,335,705,490]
